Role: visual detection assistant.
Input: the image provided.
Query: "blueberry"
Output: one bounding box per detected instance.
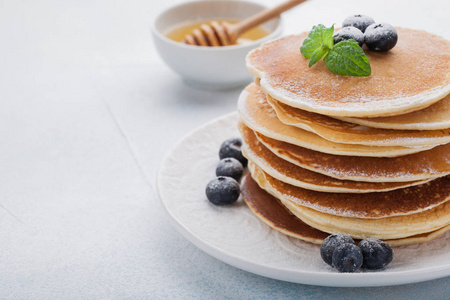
[342,14,375,33]
[359,238,393,270]
[364,22,398,52]
[216,158,244,181]
[333,27,364,47]
[320,234,355,266]
[219,137,248,167]
[205,176,240,205]
[332,243,363,273]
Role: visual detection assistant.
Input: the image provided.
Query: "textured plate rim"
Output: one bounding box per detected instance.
[156,112,450,287]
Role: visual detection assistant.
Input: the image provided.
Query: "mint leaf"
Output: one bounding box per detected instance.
[321,25,335,49]
[309,46,329,67]
[324,40,371,76]
[300,24,334,63]
[300,25,371,76]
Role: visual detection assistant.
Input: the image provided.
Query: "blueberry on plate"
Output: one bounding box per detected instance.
[219,137,248,167]
[342,14,375,33]
[333,27,364,47]
[359,238,393,270]
[216,158,244,181]
[320,234,355,266]
[205,176,240,205]
[364,22,398,52]
[332,243,363,273]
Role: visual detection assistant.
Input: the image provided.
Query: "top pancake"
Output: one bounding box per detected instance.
[247,28,450,117]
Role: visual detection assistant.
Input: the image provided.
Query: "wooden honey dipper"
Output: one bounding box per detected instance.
[183,0,308,46]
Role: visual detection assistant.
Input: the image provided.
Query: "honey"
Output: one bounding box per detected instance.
[165,19,270,44]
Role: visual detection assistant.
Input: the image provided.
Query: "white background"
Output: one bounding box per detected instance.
[0,0,448,298]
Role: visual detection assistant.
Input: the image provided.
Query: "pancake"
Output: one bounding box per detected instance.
[265,95,450,147]
[246,28,450,117]
[249,163,450,219]
[335,94,450,130]
[238,83,435,157]
[240,123,429,193]
[249,170,450,239]
[242,173,329,244]
[255,132,450,182]
[281,197,450,240]
[241,173,450,246]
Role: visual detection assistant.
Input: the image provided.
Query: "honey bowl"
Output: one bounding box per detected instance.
[151,0,283,90]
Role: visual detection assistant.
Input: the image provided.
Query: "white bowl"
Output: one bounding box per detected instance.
[151,0,283,90]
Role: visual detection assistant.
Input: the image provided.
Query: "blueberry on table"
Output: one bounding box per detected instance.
[333,27,364,47]
[320,234,355,266]
[216,158,244,181]
[205,176,240,205]
[332,243,363,273]
[219,137,248,167]
[364,23,398,52]
[359,238,393,270]
[342,14,375,33]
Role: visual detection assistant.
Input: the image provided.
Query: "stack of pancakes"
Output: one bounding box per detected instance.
[237,28,450,246]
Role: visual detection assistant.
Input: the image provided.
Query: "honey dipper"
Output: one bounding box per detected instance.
[183,0,308,46]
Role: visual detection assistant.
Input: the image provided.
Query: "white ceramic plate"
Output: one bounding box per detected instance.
[156,112,450,287]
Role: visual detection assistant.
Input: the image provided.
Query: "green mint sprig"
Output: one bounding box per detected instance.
[300,24,371,77]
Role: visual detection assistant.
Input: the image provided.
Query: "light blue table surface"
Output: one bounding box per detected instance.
[0,0,448,298]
